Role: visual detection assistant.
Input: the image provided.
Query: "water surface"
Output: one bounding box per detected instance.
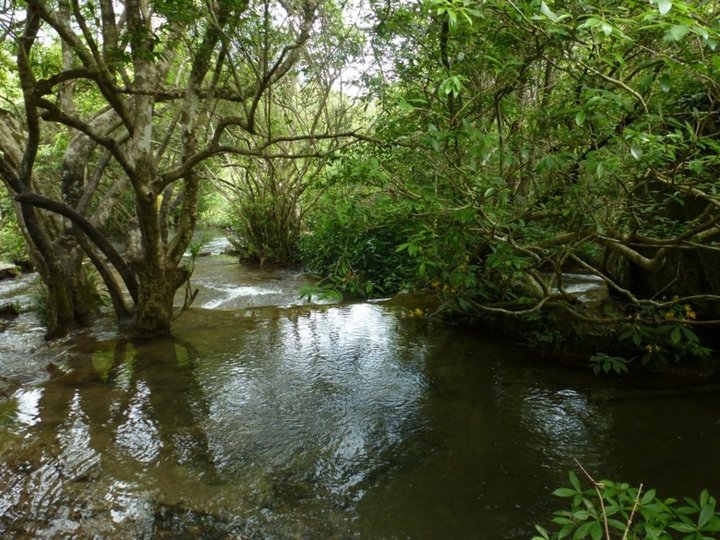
[1,303,719,538]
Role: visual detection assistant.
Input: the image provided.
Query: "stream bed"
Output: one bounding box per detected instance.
[1,243,719,538]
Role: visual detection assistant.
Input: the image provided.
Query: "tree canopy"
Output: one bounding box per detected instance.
[0,0,718,361]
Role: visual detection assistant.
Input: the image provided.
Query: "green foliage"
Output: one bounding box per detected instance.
[618,304,711,366]
[590,353,630,375]
[427,0,483,29]
[535,471,720,540]
[0,221,26,264]
[300,192,418,298]
[298,283,343,304]
[590,303,711,372]
[228,194,302,266]
[310,0,720,369]
[82,264,111,309]
[0,195,27,264]
[394,217,490,312]
[31,284,52,329]
[198,191,232,228]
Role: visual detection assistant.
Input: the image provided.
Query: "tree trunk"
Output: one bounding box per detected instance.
[132,265,188,336]
[4,0,319,338]
[604,187,720,318]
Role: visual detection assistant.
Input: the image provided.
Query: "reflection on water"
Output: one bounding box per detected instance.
[0,304,719,538]
[0,272,56,385]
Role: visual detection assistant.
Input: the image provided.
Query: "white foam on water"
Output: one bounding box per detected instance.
[202,286,282,309]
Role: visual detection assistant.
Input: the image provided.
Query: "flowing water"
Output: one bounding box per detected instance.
[1,239,720,538]
[0,271,56,386]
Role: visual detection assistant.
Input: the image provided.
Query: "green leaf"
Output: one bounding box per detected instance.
[572,510,591,520]
[669,522,697,533]
[569,471,581,491]
[575,111,586,126]
[698,502,716,528]
[580,17,601,29]
[704,516,720,532]
[533,525,551,540]
[608,518,628,530]
[540,1,559,22]
[596,161,605,178]
[681,325,699,342]
[692,24,709,40]
[558,523,574,539]
[671,326,682,344]
[574,521,598,539]
[667,24,690,41]
[398,98,414,112]
[553,487,578,498]
[630,146,643,160]
[642,489,658,504]
[657,0,672,15]
[659,73,672,93]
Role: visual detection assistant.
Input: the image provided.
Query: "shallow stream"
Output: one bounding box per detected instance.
[1,238,719,538]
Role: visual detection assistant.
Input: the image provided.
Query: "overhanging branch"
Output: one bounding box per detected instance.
[14,190,138,302]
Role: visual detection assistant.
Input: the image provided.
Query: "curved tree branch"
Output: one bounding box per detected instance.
[14,190,138,302]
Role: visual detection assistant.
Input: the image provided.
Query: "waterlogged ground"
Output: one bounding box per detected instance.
[1,239,719,538]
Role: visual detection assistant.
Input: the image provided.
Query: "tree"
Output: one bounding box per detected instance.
[0,0,320,336]
[220,8,364,265]
[309,0,720,362]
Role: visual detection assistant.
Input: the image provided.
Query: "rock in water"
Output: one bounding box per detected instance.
[0,263,19,280]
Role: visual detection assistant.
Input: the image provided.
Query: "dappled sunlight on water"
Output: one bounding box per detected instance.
[0,304,719,538]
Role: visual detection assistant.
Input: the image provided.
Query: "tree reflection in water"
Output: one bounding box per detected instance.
[0,335,234,538]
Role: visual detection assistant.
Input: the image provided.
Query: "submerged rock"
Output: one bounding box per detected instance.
[0,303,19,332]
[0,263,19,280]
[0,303,19,320]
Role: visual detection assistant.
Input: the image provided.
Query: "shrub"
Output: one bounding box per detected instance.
[299,192,418,297]
[535,470,720,540]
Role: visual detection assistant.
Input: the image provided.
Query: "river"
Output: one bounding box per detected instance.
[0,241,719,538]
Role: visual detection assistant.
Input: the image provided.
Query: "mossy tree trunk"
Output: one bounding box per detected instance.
[1,0,319,337]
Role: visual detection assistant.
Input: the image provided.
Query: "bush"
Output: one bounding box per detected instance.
[299,192,418,297]
[227,194,301,266]
[0,220,27,264]
[0,194,28,264]
[535,471,720,540]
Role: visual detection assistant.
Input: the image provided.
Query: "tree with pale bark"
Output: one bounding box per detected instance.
[0,0,339,336]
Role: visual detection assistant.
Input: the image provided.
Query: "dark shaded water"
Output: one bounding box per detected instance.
[1,302,720,538]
